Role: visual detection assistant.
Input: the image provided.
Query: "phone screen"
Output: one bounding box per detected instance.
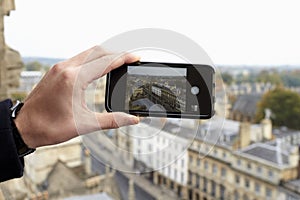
[125,65,187,113]
[106,62,215,119]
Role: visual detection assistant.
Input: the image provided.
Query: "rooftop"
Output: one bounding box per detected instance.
[231,94,262,116]
[281,179,300,196]
[159,116,240,148]
[239,143,290,166]
[273,127,300,138]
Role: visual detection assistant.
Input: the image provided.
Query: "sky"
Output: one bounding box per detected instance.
[128,66,187,76]
[4,0,300,65]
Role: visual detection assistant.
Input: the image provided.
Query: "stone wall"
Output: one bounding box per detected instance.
[0,0,23,100]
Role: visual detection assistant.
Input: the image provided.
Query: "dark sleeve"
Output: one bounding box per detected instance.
[0,99,24,182]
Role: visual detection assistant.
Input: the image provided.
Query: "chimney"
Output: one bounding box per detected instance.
[289,146,299,167]
[239,122,251,148]
[84,149,91,175]
[261,119,272,141]
[261,109,272,141]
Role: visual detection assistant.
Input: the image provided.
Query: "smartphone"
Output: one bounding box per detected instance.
[105,61,215,119]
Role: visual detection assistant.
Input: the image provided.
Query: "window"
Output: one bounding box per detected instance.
[247,162,252,170]
[257,166,262,174]
[237,159,241,166]
[188,171,192,185]
[222,152,227,158]
[255,182,260,193]
[197,158,201,167]
[189,155,193,165]
[268,170,273,178]
[203,178,207,192]
[181,159,185,168]
[235,175,240,184]
[204,161,209,170]
[234,191,239,200]
[266,188,272,198]
[174,169,177,180]
[221,168,227,177]
[211,181,216,197]
[181,172,184,183]
[196,174,200,187]
[245,179,250,188]
[214,149,218,155]
[212,164,218,174]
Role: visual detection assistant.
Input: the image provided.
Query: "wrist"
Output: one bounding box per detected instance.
[11,100,36,155]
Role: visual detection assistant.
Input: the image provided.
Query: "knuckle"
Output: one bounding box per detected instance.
[51,63,64,74]
[61,68,75,80]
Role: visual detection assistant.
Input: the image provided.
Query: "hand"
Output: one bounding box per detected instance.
[14,46,140,148]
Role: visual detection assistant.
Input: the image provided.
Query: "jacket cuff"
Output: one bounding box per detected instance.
[0,99,24,182]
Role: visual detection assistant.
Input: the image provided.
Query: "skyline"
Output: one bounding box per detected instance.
[4,0,300,66]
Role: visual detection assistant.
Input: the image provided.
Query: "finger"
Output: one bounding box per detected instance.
[59,45,113,67]
[80,52,140,84]
[95,112,139,130]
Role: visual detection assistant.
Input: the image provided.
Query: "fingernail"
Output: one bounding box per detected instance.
[130,115,140,125]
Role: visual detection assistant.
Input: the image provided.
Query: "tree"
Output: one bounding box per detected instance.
[221,72,234,85]
[25,61,42,71]
[280,70,300,87]
[256,70,283,85]
[255,87,300,129]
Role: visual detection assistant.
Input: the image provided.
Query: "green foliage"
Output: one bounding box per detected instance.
[25,61,42,71]
[24,61,51,72]
[256,87,300,129]
[280,70,300,87]
[221,72,234,85]
[256,70,283,85]
[235,73,257,84]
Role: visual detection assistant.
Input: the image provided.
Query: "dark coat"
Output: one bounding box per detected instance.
[0,99,24,182]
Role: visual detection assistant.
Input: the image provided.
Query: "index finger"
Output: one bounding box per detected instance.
[79,52,140,84]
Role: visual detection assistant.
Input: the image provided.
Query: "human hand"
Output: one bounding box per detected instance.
[14,46,140,148]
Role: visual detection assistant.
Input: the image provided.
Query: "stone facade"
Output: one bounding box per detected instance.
[0,0,23,100]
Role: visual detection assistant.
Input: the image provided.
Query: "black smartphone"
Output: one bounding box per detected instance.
[105,61,215,119]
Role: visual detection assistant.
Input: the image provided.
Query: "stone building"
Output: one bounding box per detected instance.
[0,0,23,100]
[229,94,262,123]
[187,122,300,200]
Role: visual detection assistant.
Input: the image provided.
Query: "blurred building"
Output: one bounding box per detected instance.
[17,71,43,93]
[229,94,262,123]
[0,0,24,100]
[113,115,300,200]
[187,119,300,200]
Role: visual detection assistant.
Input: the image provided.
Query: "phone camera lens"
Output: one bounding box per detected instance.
[191,86,200,95]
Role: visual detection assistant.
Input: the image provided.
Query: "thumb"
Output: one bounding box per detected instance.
[95,112,140,130]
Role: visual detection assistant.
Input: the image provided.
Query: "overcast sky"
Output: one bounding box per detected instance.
[4,0,300,65]
[128,66,187,76]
